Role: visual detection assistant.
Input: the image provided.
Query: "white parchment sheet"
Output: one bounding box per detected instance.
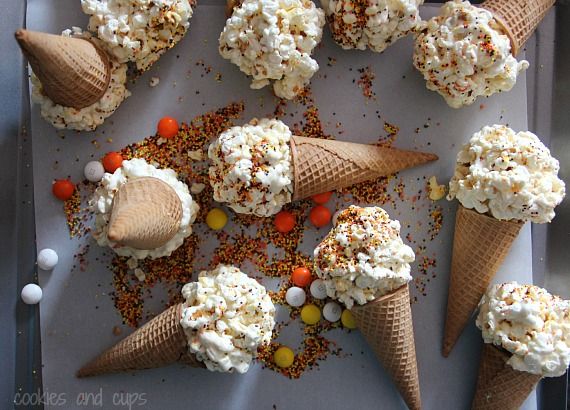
[28,1,536,409]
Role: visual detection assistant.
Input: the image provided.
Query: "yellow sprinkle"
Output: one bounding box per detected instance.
[206,208,228,230]
[301,304,321,325]
[341,309,357,329]
[273,346,295,368]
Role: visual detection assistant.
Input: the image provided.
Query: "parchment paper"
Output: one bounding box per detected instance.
[28,1,536,409]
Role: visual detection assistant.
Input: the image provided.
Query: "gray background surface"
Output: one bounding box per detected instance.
[1,0,567,409]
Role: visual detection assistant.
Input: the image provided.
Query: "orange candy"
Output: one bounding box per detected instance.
[309,205,332,228]
[311,191,333,205]
[274,211,296,233]
[102,152,124,173]
[52,179,75,201]
[291,267,312,287]
[157,116,179,138]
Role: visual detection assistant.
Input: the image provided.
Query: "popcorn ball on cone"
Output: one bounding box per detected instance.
[412,0,530,108]
[472,282,570,409]
[219,0,325,99]
[91,158,199,261]
[208,118,437,217]
[15,29,111,109]
[78,265,276,377]
[321,0,423,53]
[443,125,565,356]
[314,206,421,410]
[481,0,555,56]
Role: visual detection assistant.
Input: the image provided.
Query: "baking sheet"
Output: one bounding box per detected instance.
[28,1,536,409]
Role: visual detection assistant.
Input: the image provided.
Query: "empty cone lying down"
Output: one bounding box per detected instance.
[15,29,111,109]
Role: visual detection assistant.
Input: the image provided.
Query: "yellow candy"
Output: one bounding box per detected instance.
[206,208,228,230]
[341,309,357,329]
[273,346,295,368]
[300,304,321,325]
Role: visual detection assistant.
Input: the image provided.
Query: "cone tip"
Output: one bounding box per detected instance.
[15,29,26,40]
[107,225,124,243]
[76,367,90,378]
[442,339,453,357]
[425,152,438,161]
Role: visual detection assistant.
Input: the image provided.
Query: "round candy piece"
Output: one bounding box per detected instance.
[52,179,75,201]
[285,286,306,307]
[323,302,342,323]
[291,267,312,287]
[37,248,58,270]
[341,309,357,329]
[300,304,321,325]
[102,152,124,173]
[83,161,105,182]
[311,191,333,205]
[274,211,296,233]
[157,116,179,138]
[309,205,332,228]
[21,284,42,305]
[274,346,295,368]
[206,208,228,230]
[310,279,327,300]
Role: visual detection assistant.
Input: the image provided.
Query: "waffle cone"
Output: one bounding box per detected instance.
[351,285,421,410]
[481,0,555,55]
[442,206,523,357]
[108,177,183,250]
[225,0,241,17]
[290,136,438,201]
[471,344,540,410]
[15,29,111,109]
[77,304,203,377]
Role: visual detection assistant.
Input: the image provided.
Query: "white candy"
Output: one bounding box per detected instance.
[84,161,106,182]
[21,284,43,305]
[323,301,342,322]
[285,286,306,307]
[37,248,58,270]
[310,279,327,299]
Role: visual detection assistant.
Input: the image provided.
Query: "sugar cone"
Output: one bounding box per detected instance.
[77,304,203,377]
[107,177,183,250]
[225,0,241,17]
[290,136,438,201]
[442,206,523,357]
[481,0,555,55]
[351,285,421,410]
[15,29,111,109]
[471,343,541,410]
